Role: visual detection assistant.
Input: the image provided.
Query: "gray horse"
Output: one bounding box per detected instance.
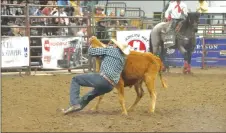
[149,12,200,73]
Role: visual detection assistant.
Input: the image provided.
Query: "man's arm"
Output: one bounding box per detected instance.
[163,1,170,12]
[182,3,188,17]
[165,3,173,19]
[88,47,108,56]
[161,1,170,21]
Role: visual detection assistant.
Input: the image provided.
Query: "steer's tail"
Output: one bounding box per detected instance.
[147,52,168,89]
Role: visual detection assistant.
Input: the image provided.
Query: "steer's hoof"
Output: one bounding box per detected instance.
[127,107,135,112]
[121,111,128,116]
[90,107,98,111]
[150,109,155,113]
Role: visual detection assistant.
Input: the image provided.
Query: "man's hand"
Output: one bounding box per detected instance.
[181,8,185,14]
[166,15,171,21]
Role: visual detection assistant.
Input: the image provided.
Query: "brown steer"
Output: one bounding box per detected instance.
[89,36,167,115]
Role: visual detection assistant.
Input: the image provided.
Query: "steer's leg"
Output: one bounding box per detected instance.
[128,81,144,112]
[95,57,101,72]
[116,77,128,115]
[144,65,158,113]
[90,53,103,111]
[90,95,104,111]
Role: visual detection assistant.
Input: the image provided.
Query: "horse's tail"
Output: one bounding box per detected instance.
[149,32,153,53]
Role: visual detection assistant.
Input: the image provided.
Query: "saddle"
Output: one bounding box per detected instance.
[161,21,183,34]
[161,21,183,48]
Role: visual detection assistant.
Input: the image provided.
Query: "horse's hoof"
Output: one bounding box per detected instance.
[183,69,188,74]
[183,72,188,74]
[187,71,193,74]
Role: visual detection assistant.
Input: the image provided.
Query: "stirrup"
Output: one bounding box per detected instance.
[164,41,174,45]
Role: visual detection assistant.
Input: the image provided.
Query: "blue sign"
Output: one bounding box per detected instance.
[166,37,226,67]
[24,47,28,58]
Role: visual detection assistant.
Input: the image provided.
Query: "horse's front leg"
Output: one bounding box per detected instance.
[178,45,189,74]
[183,58,189,74]
[186,50,192,74]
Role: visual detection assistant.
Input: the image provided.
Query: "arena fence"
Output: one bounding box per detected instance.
[1,3,146,74]
[1,3,226,75]
[1,4,30,75]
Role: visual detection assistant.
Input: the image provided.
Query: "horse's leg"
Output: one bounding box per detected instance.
[187,50,192,74]
[127,81,144,112]
[90,95,104,111]
[183,53,189,74]
[178,44,188,74]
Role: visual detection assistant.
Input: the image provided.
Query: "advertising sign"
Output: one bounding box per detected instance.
[166,37,226,67]
[1,37,29,68]
[42,37,83,69]
[117,30,151,52]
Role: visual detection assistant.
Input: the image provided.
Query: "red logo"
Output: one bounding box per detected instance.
[128,40,147,52]
[43,56,51,64]
[44,40,50,52]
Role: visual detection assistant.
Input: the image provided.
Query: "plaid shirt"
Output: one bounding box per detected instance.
[88,46,126,85]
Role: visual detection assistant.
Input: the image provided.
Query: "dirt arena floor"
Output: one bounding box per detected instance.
[2,68,226,132]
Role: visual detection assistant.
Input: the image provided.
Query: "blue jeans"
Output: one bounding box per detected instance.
[70,73,114,109]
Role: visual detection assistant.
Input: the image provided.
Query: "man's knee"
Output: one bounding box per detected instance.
[102,86,114,94]
[106,86,114,93]
[72,74,83,83]
[72,75,78,82]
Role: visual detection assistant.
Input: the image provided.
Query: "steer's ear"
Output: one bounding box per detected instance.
[90,36,107,48]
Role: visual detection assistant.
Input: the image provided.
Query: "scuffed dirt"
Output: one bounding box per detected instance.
[2,68,226,132]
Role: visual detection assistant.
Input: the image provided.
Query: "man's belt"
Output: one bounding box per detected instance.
[100,73,115,86]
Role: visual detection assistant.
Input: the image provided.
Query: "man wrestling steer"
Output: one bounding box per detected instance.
[61,38,131,114]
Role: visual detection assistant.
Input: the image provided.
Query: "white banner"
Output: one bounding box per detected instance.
[42,37,83,69]
[1,37,30,68]
[116,30,152,52]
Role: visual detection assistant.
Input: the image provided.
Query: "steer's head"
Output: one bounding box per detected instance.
[89,36,107,48]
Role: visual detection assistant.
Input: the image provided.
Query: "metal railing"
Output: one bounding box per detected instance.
[1,4,30,74]
[2,3,225,74]
[1,3,147,74]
